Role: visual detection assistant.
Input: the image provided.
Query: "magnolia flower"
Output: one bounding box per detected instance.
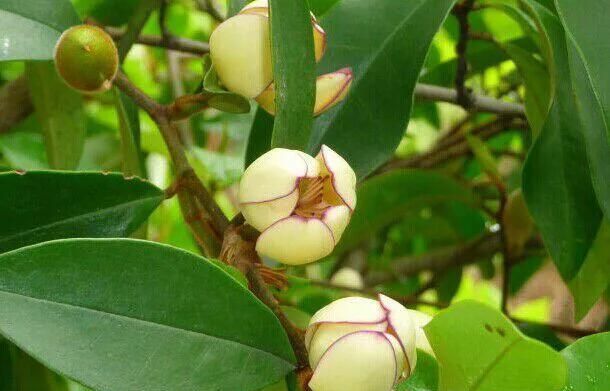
[330,267,365,289]
[238,146,356,265]
[209,0,352,115]
[408,310,434,357]
[305,295,417,391]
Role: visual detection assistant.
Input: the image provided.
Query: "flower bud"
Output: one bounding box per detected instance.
[209,0,349,115]
[305,295,417,391]
[408,310,434,357]
[330,267,364,289]
[502,189,534,256]
[238,145,356,265]
[54,25,118,93]
[256,68,353,116]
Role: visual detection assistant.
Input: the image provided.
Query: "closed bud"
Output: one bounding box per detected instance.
[209,0,350,115]
[256,68,353,116]
[305,295,417,391]
[330,267,364,289]
[54,25,118,93]
[408,310,434,357]
[238,145,356,265]
[502,189,534,257]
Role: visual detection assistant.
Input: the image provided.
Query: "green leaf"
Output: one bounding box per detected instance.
[521,1,602,281]
[336,170,479,253]
[117,0,161,62]
[228,0,249,17]
[465,134,500,179]
[202,58,251,114]
[246,0,457,178]
[561,332,610,391]
[308,0,341,16]
[25,62,86,170]
[501,42,551,136]
[568,221,610,322]
[8,346,69,391]
[268,0,316,149]
[425,301,567,391]
[0,171,164,253]
[0,130,48,170]
[397,350,439,391]
[0,0,80,61]
[114,89,144,176]
[554,0,610,227]
[309,0,457,178]
[0,239,295,391]
[72,0,140,27]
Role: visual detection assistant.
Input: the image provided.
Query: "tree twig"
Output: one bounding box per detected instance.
[452,0,476,108]
[105,26,210,55]
[0,77,31,134]
[196,0,225,22]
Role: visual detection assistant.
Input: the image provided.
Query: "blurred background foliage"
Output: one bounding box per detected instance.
[0,0,608,390]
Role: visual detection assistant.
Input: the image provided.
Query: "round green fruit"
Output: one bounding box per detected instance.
[54,25,119,93]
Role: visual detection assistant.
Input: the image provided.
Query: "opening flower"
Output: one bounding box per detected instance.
[209,0,352,116]
[238,145,357,265]
[305,295,417,391]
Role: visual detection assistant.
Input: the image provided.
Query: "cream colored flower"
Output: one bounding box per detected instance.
[305,295,417,391]
[408,310,434,357]
[330,267,365,290]
[238,146,356,265]
[209,0,352,115]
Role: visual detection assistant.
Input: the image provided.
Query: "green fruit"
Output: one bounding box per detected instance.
[54,25,119,93]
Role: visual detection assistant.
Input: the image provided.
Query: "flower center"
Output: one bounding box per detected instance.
[294,176,341,218]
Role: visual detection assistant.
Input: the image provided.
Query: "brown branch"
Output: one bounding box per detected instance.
[414,84,525,117]
[222,226,309,368]
[379,116,526,173]
[196,0,226,23]
[510,317,601,338]
[0,77,32,134]
[452,0,476,108]
[105,26,210,56]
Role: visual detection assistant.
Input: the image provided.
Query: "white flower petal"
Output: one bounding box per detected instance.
[385,333,407,382]
[239,0,269,16]
[313,68,353,116]
[379,295,417,374]
[238,148,315,204]
[309,331,397,391]
[318,145,357,210]
[305,297,386,347]
[255,216,334,265]
[322,205,351,243]
[308,322,386,369]
[241,189,299,232]
[209,14,272,98]
[408,310,435,357]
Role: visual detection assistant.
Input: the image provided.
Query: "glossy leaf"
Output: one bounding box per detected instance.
[336,170,479,253]
[72,0,140,27]
[0,171,164,253]
[397,351,439,391]
[25,62,86,170]
[268,0,316,149]
[425,301,567,391]
[561,332,610,391]
[0,239,295,391]
[568,221,610,321]
[521,1,602,281]
[0,0,80,61]
[554,0,610,224]
[247,0,457,178]
[502,42,551,136]
[114,89,144,176]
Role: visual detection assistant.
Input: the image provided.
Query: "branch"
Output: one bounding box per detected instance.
[0,77,32,134]
[196,0,226,23]
[414,84,525,117]
[222,227,309,368]
[452,0,475,108]
[379,116,527,172]
[105,26,210,56]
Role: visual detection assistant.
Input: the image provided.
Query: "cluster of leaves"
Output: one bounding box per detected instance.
[0,0,608,391]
